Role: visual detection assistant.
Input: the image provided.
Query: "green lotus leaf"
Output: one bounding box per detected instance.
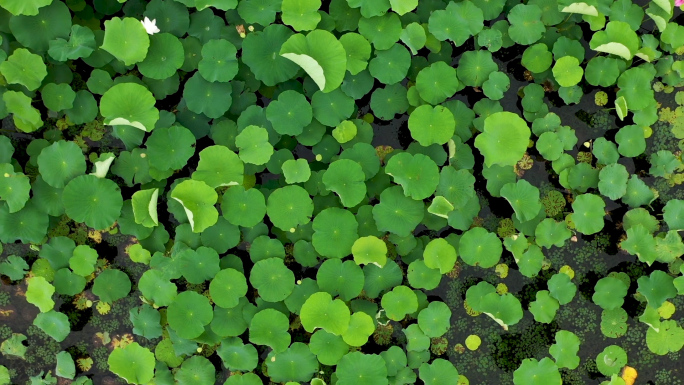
[100,83,159,132]
[370,83,409,121]
[408,105,456,146]
[480,291,523,330]
[0,255,28,281]
[266,90,312,136]
[592,276,629,310]
[621,224,657,265]
[522,43,553,73]
[55,351,75,380]
[363,260,402,298]
[266,342,319,383]
[183,72,232,118]
[129,304,162,339]
[26,276,54,312]
[341,312,375,347]
[92,269,131,303]
[335,352,388,385]
[352,236,387,267]
[570,193,605,235]
[417,301,451,338]
[101,17,150,65]
[62,175,123,230]
[0,48,46,91]
[300,291,351,335]
[192,145,243,188]
[3,91,43,132]
[535,218,570,248]
[552,56,583,87]
[222,186,266,228]
[474,111,531,167]
[69,245,97,277]
[280,29,347,93]
[175,356,215,385]
[422,238,457,274]
[595,345,627,376]
[139,270,177,307]
[616,67,654,112]
[615,96,628,121]
[170,179,218,233]
[458,50,498,88]
[357,13,401,50]
[0,201,48,243]
[368,43,411,85]
[216,337,258,372]
[0,365,8,384]
[146,125,196,171]
[37,140,85,189]
[549,330,580,369]
[664,200,684,230]
[508,4,545,45]
[242,24,299,86]
[167,291,213,340]
[0,333,27,359]
[137,33,185,80]
[500,180,542,223]
[0,0,52,15]
[373,186,424,237]
[646,320,684,355]
[309,329,349,366]
[311,89,355,127]
[584,56,620,87]
[381,346,408,377]
[598,163,629,200]
[33,310,69,343]
[48,25,96,62]
[514,358,561,385]
[282,159,311,184]
[332,120,357,144]
[403,323,430,352]
[601,308,629,339]
[385,153,439,200]
[459,227,502,268]
[415,61,461,105]
[235,125,273,165]
[8,1,71,53]
[482,71,510,100]
[637,270,676,309]
[177,246,220,284]
[592,137,619,165]
[224,373,263,385]
[131,188,159,227]
[41,83,75,112]
[65,90,98,126]
[428,1,483,46]
[419,359,459,385]
[338,32,371,75]
[529,290,560,324]
[250,257,295,302]
[589,21,639,60]
[281,0,321,30]
[108,343,155,385]
[381,285,418,321]
[127,243,151,265]
[0,163,30,213]
[322,159,366,207]
[267,185,313,232]
[312,208,359,259]
[198,39,238,82]
[615,125,646,157]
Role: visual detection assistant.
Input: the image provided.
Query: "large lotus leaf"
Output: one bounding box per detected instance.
[570,193,605,235]
[589,21,639,60]
[507,4,545,45]
[363,260,403,298]
[280,29,347,93]
[0,201,48,243]
[428,0,483,46]
[322,159,366,207]
[281,0,321,30]
[41,83,76,112]
[309,329,349,366]
[500,180,542,223]
[129,304,162,339]
[70,245,97,277]
[339,33,371,75]
[372,186,424,237]
[592,276,629,310]
[311,89,355,127]
[221,186,266,228]
[529,290,560,323]
[183,72,232,118]
[37,140,85,189]
[101,17,150,65]
[250,257,295,302]
[146,125,196,171]
[266,342,319,383]
[385,153,439,200]
[459,227,502,268]
[38,237,74,270]
[616,67,654,112]
[192,145,243,188]
[646,320,684,355]
[370,83,409,121]
[108,343,155,385]
[100,83,159,132]
[236,125,274,165]
[621,224,657,265]
[224,373,263,385]
[266,90,312,136]
[216,337,258,372]
[335,352,388,385]
[312,207,359,259]
[663,199,684,230]
[357,13,402,50]
[92,269,131,303]
[341,312,375,347]
[0,48,47,91]
[381,285,418,321]
[167,291,213,340]
[316,258,364,301]
[417,301,451,338]
[62,175,123,230]
[48,25,97,62]
[267,185,313,231]
[479,292,523,329]
[419,359,459,385]
[513,358,561,385]
[522,43,553,73]
[436,167,476,209]
[170,179,218,233]
[637,270,676,309]
[423,238,457,274]
[175,356,215,385]
[177,246,220,284]
[368,43,411,85]
[198,39,238,82]
[615,125,646,157]
[407,259,442,290]
[0,163,30,213]
[8,1,71,53]
[137,33,185,80]
[404,323,430,352]
[408,105,456,146]
[131,188,159,227]
[301,291,351,335]
[26,276,54,312]
[474,112,530,167]
[242,24,299,86]
[552,56,583,87]
[598,163,629,200]
[549,330,580,369]
[249,308,291,353]
[3,91,43,132]
[458,50,498,87]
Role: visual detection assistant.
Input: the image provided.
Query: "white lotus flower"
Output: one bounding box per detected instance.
[141,17,160,35]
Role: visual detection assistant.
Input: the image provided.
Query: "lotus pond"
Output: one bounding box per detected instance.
[1,0,684,384]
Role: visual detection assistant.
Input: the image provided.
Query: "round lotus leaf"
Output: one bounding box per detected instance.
[101,17,150,65]
[62,175,122,230]
[570,193,605,235]
[500,180,542,223]
[370,83,409,121]
[249,257,295,302]
[341,312,375,347]
[358,13,402,50]
[26,276,54,312]
[178,246,220,284]
[137,33,184,80]
[419,359,459,385]
[143,0,190,37]
[242,24,299,86]
[41,83,76,112]
[69,245,97,277]
[0,163,30,213]
[311,88,355,127]
[616,67,654,112]
[167,291,213,340]
[428,1,483,46]
[335,352,388,385]
[322,159,366,207]
[0,48,46,91]
[600,308,628,339]
[595,345,627,376]
[535,132,564,161]
[417,301,451,338]
[548,330,581,369]
[646,319,684,356]
[513,357,561,385]
[474,111,530,167]
[183,72,232,119]
[309,329,349,366]
[637,270,676,309]
[592,276,629,310]
[197,39,238,82]
[332,120,357,144]
[615,125,646,157]
[201,217,240,254]
[457,50,497,87]
[372,186,424,237]
[266,90,312,136]
[9,1,71,53]
[339,32,371,75]
[385,153,439,200]
[48,24,96,62]
[363,260,403,298]
[280,0,320,30]
[352,236,387,267]
[235,125,273,165]
[589,21,639,60]
[146,125,196,171]
[249,308,291,353]
[100,82,159,132]
[108,343,155,385]
[407,259,442,290]
[458,227,502,268]
[37,140,85,189]
[403,323,430,352]
[219,186,264,228]
[224,373,263,385]
[301,291,351,335]
[535,218,571,249]
[175,356,215,385]
[482,71,510,100]
[92,269,131,303]
[53,268,86,296]
[522,43,552,73]
[216,337,258,372]
[423,238,457,274]
[529,290,560,324]
[139,269,177,307]
[368,43,410,85]
[33,310,70,343]
[0,201,49,243]
[280,29,347,93]
[63,90,97,126]
[169,179,218,233]
[507,4,545,45]
[408,105,456,146]
[315,258,363,301]
[312,207,359,259]
[598,163,629,200]
[266,185,313,232]
[0,0,52,15]
[552,56,583,88]
[191,145,243,188]
[282,159,311,184]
